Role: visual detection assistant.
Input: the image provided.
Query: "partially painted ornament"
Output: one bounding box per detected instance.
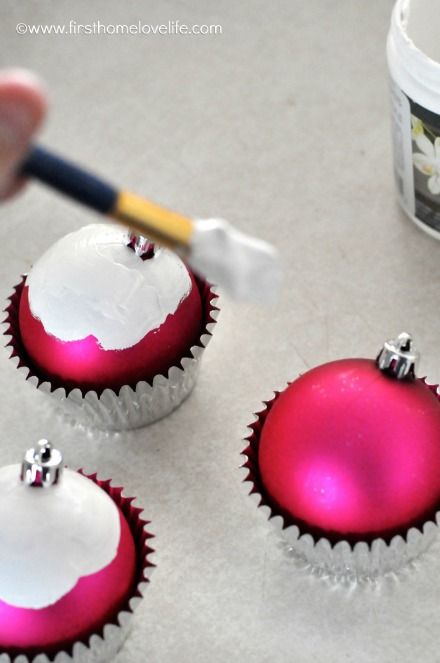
[18,224,203,391]
[0,440,137,657]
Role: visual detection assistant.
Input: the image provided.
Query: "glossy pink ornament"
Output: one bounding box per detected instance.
[258,352,440,542]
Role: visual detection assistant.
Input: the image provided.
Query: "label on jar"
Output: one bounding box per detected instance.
[390,76,440,233]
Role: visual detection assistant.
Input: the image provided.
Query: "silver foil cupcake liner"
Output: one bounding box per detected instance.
[241,385,440,579]
[0,472,155,663]
[4,276,219,431]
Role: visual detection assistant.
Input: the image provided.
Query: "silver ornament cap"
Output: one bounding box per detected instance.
[21,439,63,487]
[376,332,419,380]
[127,231,155,258]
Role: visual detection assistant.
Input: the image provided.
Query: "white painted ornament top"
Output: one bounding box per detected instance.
[0,441,120,609]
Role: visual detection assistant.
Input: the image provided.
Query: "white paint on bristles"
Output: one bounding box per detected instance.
[189,218,282,302]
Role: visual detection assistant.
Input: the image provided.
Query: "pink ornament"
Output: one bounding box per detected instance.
[19,272,202,391]
[258,350,440,541]
[0,441,154,658]
[0,510,136,656]
[17,225,204,391]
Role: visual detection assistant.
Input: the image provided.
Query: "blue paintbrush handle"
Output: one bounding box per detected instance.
[21,145,118,214]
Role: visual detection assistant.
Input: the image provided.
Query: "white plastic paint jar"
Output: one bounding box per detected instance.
[387,0,440,238]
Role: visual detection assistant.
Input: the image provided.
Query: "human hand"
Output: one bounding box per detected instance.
[0,69,47,200]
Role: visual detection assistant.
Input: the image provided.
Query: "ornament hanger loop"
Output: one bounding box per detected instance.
[126,231,155,259]
[376,332,419,380]
[21,440,63,487]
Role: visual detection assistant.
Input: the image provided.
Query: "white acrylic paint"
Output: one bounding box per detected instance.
[27,224,192,350]
[405,0,440,63]
[0,466,120,608]
[189,218,281,302]
[388,0,440,238]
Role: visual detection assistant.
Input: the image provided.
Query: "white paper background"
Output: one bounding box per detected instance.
[2,0,440,661]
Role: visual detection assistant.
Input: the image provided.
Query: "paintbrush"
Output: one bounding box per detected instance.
[20,146,281,302]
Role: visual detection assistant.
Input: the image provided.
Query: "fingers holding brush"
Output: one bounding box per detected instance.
[5,69,282,302]
[0,69,47,200]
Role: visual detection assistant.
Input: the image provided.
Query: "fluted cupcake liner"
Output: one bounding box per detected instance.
[0,472,155,663]
[241,383,440,579]
[3,276,219,431]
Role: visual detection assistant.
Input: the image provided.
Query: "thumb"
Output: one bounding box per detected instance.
[0,69,47,198]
